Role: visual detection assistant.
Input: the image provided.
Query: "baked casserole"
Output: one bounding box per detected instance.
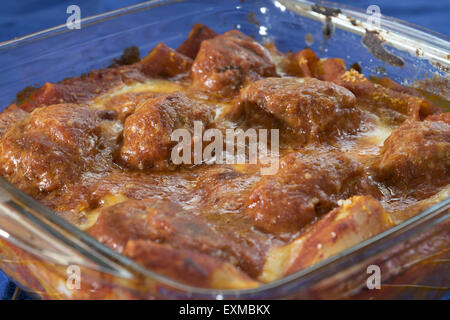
[0,23,448,290]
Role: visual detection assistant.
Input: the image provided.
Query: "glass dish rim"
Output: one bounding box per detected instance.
[0,0,448,299]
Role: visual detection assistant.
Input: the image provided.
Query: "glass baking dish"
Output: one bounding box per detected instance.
[0,0,448,299]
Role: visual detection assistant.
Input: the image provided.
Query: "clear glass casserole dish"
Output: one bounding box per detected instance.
[0,0,448,299]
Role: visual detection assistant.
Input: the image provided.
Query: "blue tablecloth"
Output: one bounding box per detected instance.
[0,0,448,299]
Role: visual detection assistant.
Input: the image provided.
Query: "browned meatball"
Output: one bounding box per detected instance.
[119,92,213,170]
[26,103,101,156]
[191,30,277,95]
[89,198,263,276]
[246,150,379,237]
[123,240,258,289]
[0,104,103,195]
[0,127,78,195]
[239,77,360,143]
[374,116,450,193]
[88,198,182,252]
[21,65,148,113]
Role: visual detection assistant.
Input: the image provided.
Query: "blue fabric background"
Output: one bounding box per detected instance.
[0,0,448,42]
[0,0,448,299]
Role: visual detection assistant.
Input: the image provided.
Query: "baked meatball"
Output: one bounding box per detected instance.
[0,104,103,194]
[374,116,450,193]
[26,103,101,156]
[20,65,148,112]
[123,240,258,289]
[89,198,263,276]
[88,198,182,252]
[119,92,213,170]
[246,150,379,237]
[239,77,359,142]
[191,30,277,94]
